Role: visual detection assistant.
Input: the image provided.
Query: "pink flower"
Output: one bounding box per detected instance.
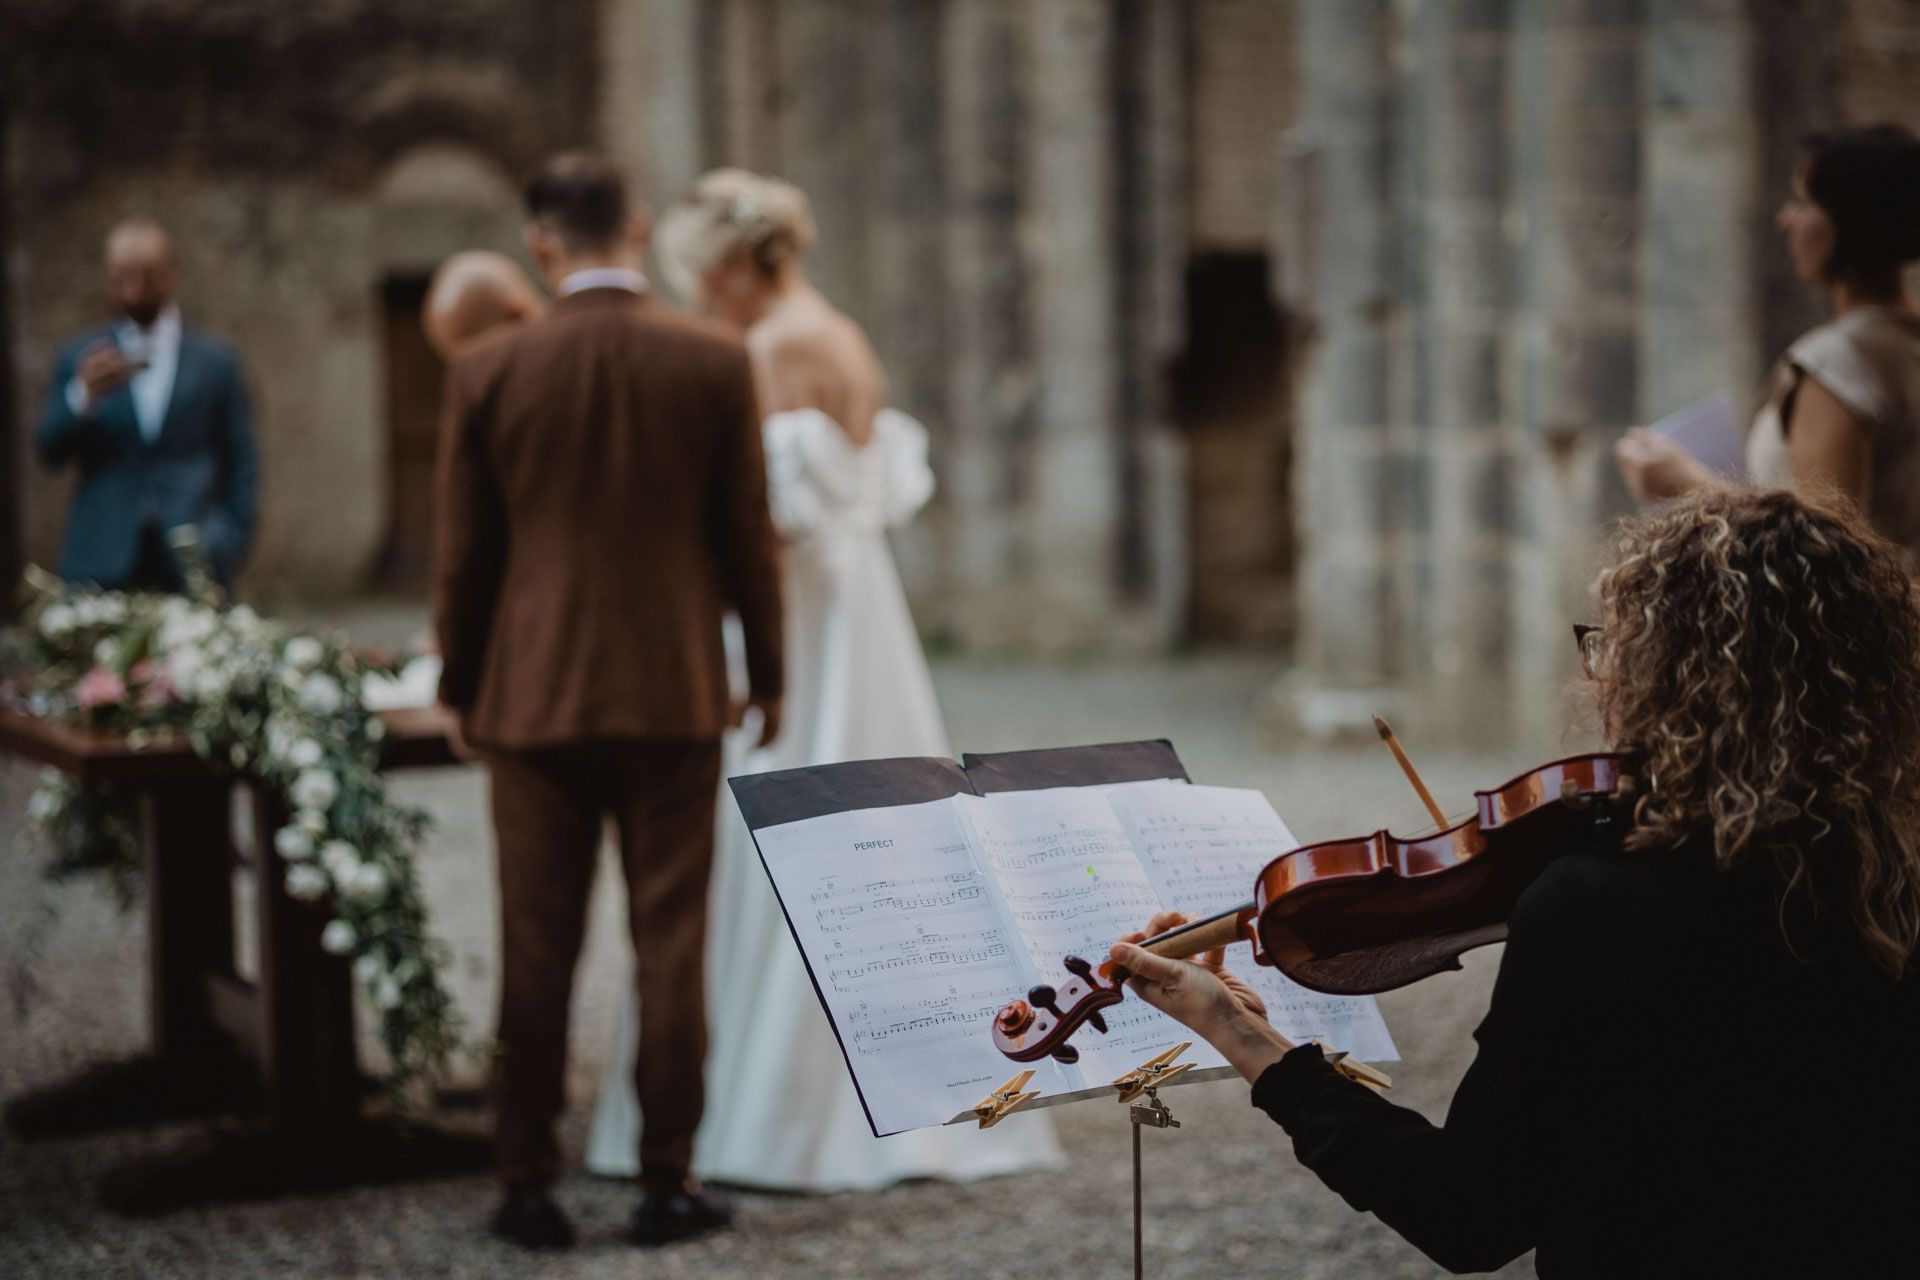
[73,666,128,709]
[130,660,176,710]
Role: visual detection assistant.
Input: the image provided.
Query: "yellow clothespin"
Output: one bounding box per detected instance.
[1311,1038,1393,1094]
[971,1069,1041,1129]
[1111,1042,1196,1104]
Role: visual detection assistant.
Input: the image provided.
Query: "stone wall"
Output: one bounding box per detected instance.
[4,0,598,598]
[608,0,1194,652]
[1278,0,1920,748]
[7,0,1920,672]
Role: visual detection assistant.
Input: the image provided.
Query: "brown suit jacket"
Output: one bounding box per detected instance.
[432,287,783,749]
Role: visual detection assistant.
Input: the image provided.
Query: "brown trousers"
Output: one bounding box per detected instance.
[487,738,721,1194]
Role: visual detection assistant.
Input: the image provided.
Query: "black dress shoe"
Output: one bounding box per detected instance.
[491,1187,576,1250]
[631,1183,733,1247]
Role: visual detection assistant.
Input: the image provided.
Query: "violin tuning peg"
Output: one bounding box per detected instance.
[1062,955,1094,981]
[1027,984,1060,1015]
[1086,1010,1108,1034]
[1051,1044,1080,1064]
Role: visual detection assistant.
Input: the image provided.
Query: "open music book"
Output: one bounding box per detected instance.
[731,743,1396,1137]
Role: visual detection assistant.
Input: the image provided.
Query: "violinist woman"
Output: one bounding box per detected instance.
[1115,488,1920,1277]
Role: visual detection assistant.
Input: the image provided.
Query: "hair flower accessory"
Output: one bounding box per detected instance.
[727,189,766,227]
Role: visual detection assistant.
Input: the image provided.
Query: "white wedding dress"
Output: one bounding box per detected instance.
[585,407,1063,1191]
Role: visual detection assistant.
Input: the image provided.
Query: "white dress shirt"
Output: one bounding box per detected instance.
[66,303,182,444]
[557,267,650,298]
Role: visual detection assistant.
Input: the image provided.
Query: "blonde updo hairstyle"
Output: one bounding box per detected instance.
[655,168,818,303]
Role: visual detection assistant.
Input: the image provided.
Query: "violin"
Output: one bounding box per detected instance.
[991,740,1641,1065]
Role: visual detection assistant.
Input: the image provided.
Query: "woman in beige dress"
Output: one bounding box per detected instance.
[1617,124,1920,556]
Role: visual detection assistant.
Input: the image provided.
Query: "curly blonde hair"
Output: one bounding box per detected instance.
[654,167,817,301]
[1595,488,1920,975]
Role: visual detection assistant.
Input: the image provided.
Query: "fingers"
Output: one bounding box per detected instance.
[1140,910,1189,939]
[1109,941,1187,987]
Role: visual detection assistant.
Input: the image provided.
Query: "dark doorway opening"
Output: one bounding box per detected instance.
[376,276,444,592]
[1171,251,1294,645]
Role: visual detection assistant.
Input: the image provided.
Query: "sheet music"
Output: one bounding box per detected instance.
[1103,781,1398,1062]
[752,781,1396,1136]
[1651,389,1745,478]
[753,797,1071,1135]
[955,788,1211,1083]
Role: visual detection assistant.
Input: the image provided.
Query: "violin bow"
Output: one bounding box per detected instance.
[1373,714,1449,831]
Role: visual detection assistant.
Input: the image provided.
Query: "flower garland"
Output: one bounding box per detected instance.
[2,571,460,1097]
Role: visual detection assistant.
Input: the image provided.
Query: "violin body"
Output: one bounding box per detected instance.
[1254,752,1637,994]
[992,751,1639,1064]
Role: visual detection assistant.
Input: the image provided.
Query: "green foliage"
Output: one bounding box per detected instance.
[3,572,461,1103]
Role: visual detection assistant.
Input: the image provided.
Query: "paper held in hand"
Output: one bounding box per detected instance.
[1651,390,1746,479]
[742,774,1397,1137]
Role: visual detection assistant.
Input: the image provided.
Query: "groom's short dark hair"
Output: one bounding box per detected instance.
[525,152,629,249]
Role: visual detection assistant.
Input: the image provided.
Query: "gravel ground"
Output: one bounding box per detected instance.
[1,632,1544,1279]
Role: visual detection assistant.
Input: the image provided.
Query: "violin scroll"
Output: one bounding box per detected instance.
[990,954,1126,1064]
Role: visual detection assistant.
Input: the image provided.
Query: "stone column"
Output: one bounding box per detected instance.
[868,0,951,613]
[597,0,652,201]
[1404,0,1515,739]
[1639,0,1758,418]
[1282,0,1402,732]
[637,0,713,205]
[1115,0,1191,642]
[1506,0,1644,751]
[1026,0,1125,650]
[717,0,781,171]
[775,0,872,318]
[940,0,1033,646]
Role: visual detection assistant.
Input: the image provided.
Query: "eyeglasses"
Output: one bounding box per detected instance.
[1573,623,1603,679]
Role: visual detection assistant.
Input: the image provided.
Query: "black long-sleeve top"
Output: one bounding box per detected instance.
[1255,842,1920,1278]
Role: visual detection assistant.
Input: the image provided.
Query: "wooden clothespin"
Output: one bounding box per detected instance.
[1311,1038,1393,1094]
[971,1068,1041,1129]
[1111,1042,1196,1104]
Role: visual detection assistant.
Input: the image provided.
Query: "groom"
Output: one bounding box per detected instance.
[434,152,784,1249]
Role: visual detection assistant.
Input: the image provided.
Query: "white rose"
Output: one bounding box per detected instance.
[298,672,345,716]
[273,825,314,860]
[320,919,358,955]
[373,976,403,1010]
[290,769,338,812]
[39,604,77,639]
[286,738,324,769]
[95,595,128,626]
[190,664,232,704]
[283,636,325,673]
[298,808,330,838]
[354,953,385,985]
[229,605,260,632]
[27,783,61,822]
[158,609,216,654]
[285,864,330,902]
[93,637,120,668]
[366,716,387,743]
[319,840,360,880]
[166,649,205,693]
[343,861,389,903]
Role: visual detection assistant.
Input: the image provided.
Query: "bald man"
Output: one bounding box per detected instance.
[422,251,547,358]
[36,219,259,590]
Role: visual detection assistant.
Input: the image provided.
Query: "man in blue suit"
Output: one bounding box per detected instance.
[36,219,259,591]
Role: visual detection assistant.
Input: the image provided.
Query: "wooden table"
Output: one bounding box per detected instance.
[0,704,490,1214]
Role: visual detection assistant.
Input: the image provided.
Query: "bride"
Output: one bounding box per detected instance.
[586,169,1062,1191]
